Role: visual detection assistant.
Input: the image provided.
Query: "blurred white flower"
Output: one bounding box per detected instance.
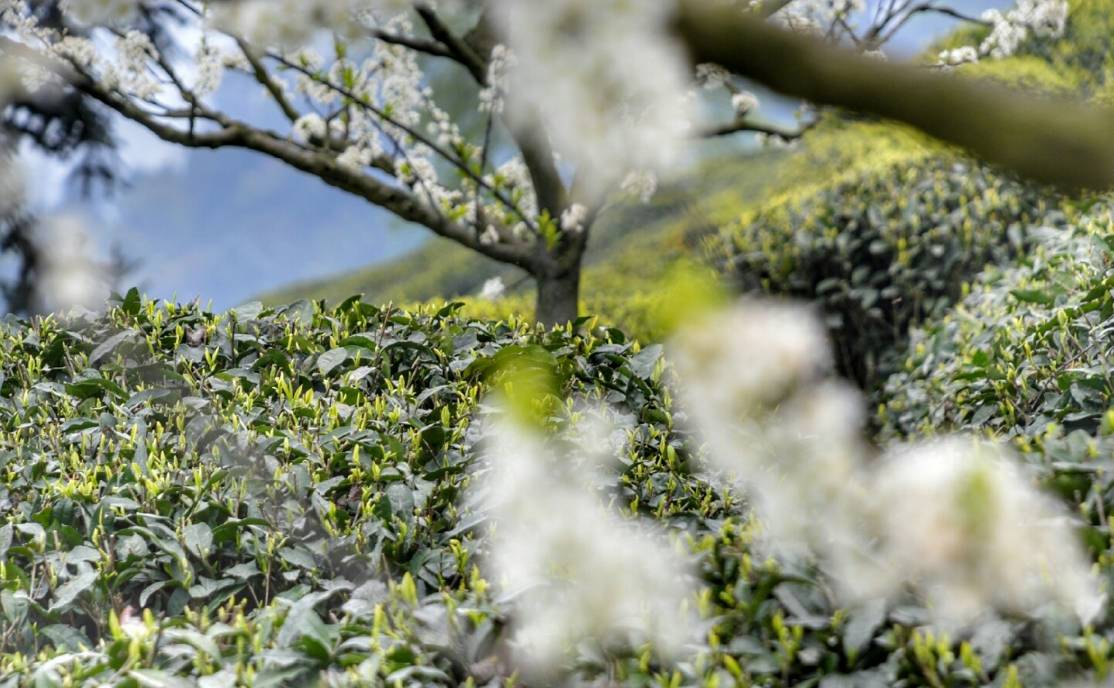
[293,113,327,142]
[670,300,831,416]
[671,301,866,557]
[695,63,732,90]
[210,0,396,47]
[939,46,979,66]
[861,439,1103,626]
[478,225,499,246]
[193,39,225,96]
[336,145,376,171]
[731,91,760,117]
[478,45,515,115]
[620,170,659,203]
[559,203,588,234]
[476,407,696,674]
[479,276,505,301]
[492,0,694,198]
[116,30,159,99]
[33,214,110,314]
[979,0,1068,58]
[670,300,1100,629]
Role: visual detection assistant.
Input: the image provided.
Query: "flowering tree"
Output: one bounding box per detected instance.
[0,0,1108,324]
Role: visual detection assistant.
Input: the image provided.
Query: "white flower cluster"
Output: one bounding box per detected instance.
[620,170,659,204]
[491,0,694,200]
[940,0,1069,65]
[670,300,1103,628]
[478,276,505,301]
[475,408,696,673]
[778,0,866,36]
[559,203,588,235]
[193,38,225,97]
[866,440,1103,625]
[478,45,515,116]
[115,30,159,99]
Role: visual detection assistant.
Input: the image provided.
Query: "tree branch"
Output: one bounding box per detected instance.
[414,4,487,84]
[673,0,1114,191]
[368,28,456,61]
[413,5,568,223]
[234,37,300,123]
[701,117,818,140]
[0,37,536,271]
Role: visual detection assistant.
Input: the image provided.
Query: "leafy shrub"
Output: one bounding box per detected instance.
[0,294,1112,684]
[706,153,1059,390]
[873,203,1114,686]
[0,294,718,685]
[879,202,1114,441]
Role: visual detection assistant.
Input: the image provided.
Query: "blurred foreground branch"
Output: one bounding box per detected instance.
[674,0,1114,191]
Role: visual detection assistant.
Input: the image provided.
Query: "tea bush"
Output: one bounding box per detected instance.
[879,202,1114,441]
[706,153,1060,390]
[0,292,1112,686]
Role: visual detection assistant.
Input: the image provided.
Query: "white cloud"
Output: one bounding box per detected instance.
[114,116,189,175]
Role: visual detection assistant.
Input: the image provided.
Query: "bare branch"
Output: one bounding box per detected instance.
[870,3,991,46]
[264,51,540,233]
[414,4,487,84]
[1,37,536,270]
[411,6,568,221]
[701,117,818,140]
[673,0,1114,191]
[368,28,456,61]
[234,37,300,123]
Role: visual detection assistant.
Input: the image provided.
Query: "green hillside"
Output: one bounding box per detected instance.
[261,149,788,309]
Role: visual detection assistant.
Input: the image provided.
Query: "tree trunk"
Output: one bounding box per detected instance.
[535,263,580,328]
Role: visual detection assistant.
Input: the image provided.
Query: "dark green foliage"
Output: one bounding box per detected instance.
[0,293,729,685]
[708,156,1059,391]
[0,287,1111,685]
[879,202,1114,440]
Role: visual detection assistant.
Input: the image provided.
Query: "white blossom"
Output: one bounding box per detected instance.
[32,214,110,314]
[116,30,160,99]
[670,300,1101,628]
[695,63,732,90]
[479,225,499,246]
[978,0,1069,59]
[861,440,1103,626]
[475,408,696,673]
[336,145,376,171]
[479,276,506,301]
[492,0,694,198]
[560,203,589,235]
[620,170,659,203]
[731,91,760,117]
[939,46,980,66]
[52,36,99,70]
[478,45,515,115]
[193,39,225,96]
[293,113,328,142]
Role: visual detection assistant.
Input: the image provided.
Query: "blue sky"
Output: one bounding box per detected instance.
[24,2,1005,309]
